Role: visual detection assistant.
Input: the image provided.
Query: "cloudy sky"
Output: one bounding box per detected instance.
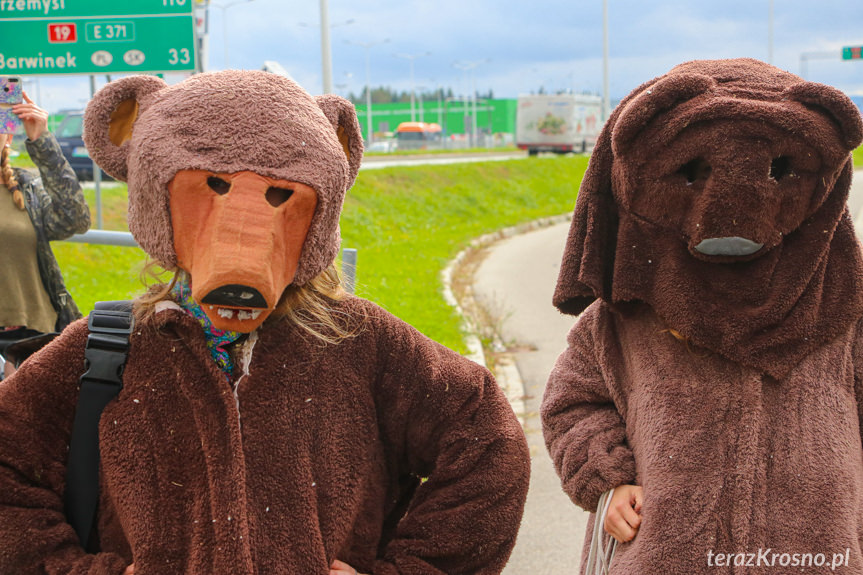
[22,0,863,113]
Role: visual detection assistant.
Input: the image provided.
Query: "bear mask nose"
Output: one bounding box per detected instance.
[201,284,268,308]
[695,237,764,256]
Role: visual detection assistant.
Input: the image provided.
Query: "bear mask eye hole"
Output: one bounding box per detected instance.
[207,176,231,195]
[266,186,294,207]
[770,156,791,181]
[677,158,712,185]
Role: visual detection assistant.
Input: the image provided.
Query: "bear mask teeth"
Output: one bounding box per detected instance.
[214,308,262,320]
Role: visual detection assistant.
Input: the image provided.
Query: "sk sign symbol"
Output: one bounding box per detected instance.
[123,50,145,66]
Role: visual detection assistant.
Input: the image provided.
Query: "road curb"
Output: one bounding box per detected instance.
[440,213,572,423]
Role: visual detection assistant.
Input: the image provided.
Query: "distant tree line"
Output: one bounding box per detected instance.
[346,86,495,105]
[531,86,603,96]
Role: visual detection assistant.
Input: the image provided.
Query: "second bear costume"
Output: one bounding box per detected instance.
[0,72,530,574]
[543,58,863,573]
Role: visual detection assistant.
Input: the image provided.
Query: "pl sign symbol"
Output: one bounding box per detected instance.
[0,0,196,75]
[90,49,111,67]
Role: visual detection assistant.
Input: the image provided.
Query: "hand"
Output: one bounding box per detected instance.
[603,484,643,543]
[123,564,135,575]
[330,559,366,575]
[11,92,49,142]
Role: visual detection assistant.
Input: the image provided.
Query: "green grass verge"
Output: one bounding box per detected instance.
[53,157,587,352]
[53,185,144,313]
[340,157,586,350]
[10,150,34,169]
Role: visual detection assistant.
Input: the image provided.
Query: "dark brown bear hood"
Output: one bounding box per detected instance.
[554,58,863,378]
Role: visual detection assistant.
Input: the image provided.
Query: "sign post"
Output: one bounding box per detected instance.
[0,0,197,75]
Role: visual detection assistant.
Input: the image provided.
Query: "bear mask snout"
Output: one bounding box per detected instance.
[694,237,765,257]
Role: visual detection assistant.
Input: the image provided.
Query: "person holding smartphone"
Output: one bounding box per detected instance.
[0,87,90,379]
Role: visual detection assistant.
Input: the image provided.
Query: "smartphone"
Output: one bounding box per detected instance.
[0,77,22,105]
[0,77,23,134]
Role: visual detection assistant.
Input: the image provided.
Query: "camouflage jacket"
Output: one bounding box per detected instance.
[13,132,91,332]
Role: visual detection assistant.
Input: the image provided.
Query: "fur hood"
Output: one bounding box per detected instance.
[554,58,863,378]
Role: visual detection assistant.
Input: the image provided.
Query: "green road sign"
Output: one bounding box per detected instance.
[0,0,196,75]
[842,46,863,60]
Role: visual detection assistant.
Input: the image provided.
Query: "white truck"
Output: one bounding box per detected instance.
[516,94,602,155]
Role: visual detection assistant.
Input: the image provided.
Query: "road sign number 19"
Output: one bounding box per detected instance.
[48,23,77,43]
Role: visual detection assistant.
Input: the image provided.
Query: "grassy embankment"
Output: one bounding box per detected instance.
[853,146,863,168]
[42,156,587,352]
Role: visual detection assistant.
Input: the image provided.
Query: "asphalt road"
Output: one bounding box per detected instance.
[473,171,863,574]
[474,221,585,575]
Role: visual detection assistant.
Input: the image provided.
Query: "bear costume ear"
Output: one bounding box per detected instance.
[782,82,863,151]
[612,73,716,153]
[314,94,364,187]
[83,75,167,181]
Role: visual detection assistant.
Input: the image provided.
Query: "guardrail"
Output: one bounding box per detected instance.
[62,231,358,293]
[65,230,139,247]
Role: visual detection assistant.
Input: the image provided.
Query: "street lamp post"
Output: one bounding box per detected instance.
[347,39,389,143]
[429,79,444,129]
[395,52,430,122]
[210,0,255,69]
[436,85,443,127]
[768,0,774,65]
[300,9,354,94]
[416,85,426,122]
[320,0,332,93]
[453,60,487,147]
[602,0,610,122]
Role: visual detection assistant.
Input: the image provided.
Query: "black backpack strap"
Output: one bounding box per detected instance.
[65,301,134,552]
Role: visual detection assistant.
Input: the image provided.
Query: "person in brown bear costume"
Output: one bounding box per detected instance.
[0,71,530,574]
[542,58,863,573]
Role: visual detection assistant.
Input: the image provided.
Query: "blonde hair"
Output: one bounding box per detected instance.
[1,141,24,210]
[135,260,361,345]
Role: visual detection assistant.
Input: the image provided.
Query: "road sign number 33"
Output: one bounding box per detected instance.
[168,48,190,65]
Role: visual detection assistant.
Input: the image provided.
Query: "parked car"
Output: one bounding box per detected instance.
[366,140,397,153]
[54,111,110,181]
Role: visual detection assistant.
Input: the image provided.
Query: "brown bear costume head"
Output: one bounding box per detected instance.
[83,71,363,332]
[555,58,863,378]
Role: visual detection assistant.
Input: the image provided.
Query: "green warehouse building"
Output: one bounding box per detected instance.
[353,98,518,147]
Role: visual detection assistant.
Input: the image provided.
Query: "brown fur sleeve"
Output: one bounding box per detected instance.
[0,320,128,574]
[541,303,637,512]
[368,305,529,574]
